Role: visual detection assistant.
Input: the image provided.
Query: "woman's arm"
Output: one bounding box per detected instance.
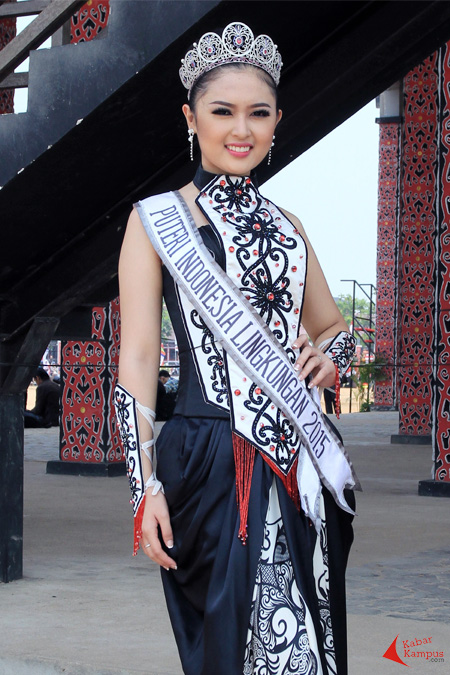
[282,210,350,389]
[118,207,176,570]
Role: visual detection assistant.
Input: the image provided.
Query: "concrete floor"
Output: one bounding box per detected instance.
[0,412,449,674]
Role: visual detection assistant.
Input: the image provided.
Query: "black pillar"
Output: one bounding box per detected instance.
[0,317,59,582]
[0,392,24,582]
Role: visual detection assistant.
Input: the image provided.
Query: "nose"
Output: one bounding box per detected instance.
[232,114,251,139]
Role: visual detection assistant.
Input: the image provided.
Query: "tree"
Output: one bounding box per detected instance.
[161,301,174,340]
[335,294,372,327]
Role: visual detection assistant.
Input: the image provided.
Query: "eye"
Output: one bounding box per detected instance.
[252,109,271,117]
[212,107,232,115]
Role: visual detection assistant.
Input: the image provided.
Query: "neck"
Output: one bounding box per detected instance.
[193,164,259,191]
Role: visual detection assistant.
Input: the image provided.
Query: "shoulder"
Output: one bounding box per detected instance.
[278,206,308,240]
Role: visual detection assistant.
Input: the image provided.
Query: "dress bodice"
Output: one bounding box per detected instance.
[163,224,230,418]
[162,175,308,419]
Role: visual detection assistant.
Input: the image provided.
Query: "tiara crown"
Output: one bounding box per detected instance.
[179,22,282,97]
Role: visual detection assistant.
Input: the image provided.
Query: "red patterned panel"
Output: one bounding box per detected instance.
[435,42,450,482]
[397,55,438,436]
[0,1,16,114]
[71,0,110,44]
[106,297,122,462]
[374,122,400,408]
[60,331,106,463]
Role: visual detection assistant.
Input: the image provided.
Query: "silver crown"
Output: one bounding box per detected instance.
[179,22,283,97]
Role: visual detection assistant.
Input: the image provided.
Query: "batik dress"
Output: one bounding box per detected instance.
[150,168,355,675]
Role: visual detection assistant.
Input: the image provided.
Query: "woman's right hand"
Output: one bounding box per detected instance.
[141,491,177,571]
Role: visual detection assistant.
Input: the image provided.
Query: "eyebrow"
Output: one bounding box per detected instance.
[209,100,272,108]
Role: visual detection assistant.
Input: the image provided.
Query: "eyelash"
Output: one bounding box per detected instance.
[211,108,271,117]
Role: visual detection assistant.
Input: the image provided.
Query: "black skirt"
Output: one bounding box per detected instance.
[156,415,355,675]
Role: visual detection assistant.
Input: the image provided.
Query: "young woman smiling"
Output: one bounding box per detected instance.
[115,22,358,675]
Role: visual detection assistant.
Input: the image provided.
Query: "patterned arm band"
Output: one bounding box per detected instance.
[317,331,356,380]
[114,383,163,555]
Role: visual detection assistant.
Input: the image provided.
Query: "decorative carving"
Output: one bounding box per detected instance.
[71,1,110,44]
[0,1,16,114]
[60,300,122,464]
[434,43,450,481]
[397,55,438,436]
[374,122,400,408]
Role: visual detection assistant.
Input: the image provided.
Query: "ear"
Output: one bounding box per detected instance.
[275,108,283,128]
[182,104,196,132]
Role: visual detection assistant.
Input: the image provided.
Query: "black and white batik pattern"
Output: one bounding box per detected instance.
[197,175,309,475]
[312,497,336,675]
[244,482,324,675]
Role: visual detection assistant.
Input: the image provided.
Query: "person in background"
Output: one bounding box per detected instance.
[157,369,178,420]
[158,369,178,394]
[24,367,60,428]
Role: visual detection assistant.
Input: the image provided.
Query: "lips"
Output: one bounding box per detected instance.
[226,144,252,153]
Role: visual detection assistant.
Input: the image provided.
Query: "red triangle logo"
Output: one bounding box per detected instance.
[383,635,410,667]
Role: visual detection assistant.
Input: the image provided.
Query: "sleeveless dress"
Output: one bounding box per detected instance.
[154,173,355,675]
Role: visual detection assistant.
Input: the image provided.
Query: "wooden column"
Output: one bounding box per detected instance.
[374,84,402,411]
[47,298,123,476]
[0,317,59,582]
[391,55,438,445]
[0,0,16,113]
[0,392,23,582]
[420,42,450,496]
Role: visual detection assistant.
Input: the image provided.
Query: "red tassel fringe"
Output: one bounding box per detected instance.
[133,495,146,556]
[232,432,255,544]
[263,454,301,512]
[233,432,301,544]
[334,363,341,419]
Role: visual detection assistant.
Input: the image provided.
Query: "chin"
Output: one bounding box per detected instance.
[203,153,264,176]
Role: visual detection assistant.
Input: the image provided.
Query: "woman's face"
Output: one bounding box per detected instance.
[183,68,282,176]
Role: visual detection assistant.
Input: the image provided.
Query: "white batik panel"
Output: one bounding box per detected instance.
[312,496,337,675]
[243,481,323,675]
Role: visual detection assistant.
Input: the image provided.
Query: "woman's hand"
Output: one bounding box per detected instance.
[292,334,336,389]
[140,491,177,571]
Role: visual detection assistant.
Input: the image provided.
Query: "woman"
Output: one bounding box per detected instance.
[115,22,358,675]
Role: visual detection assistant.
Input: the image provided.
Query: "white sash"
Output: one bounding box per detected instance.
[136,192,359,526]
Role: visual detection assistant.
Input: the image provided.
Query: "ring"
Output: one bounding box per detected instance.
[144,543,151,549]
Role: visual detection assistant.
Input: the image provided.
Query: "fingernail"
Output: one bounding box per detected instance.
[164,566,169,571]
[308,382,315,389]
[167,540,174,549]
[294,364,300,371]
[173,565,178,570]
[299,374,304,380]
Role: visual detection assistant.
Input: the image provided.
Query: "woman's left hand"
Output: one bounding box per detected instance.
[292,334,335,389]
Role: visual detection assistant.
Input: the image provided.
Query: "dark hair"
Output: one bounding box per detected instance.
[159,369,170,378]
[189,62,279,112]
[36,367,50,381]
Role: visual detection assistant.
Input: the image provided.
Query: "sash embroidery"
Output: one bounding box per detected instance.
[175,285,229,409]
[135,176,360,529]
[196,176,307,473]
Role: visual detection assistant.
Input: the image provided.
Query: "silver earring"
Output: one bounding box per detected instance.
[267,135,275,165]
[188,128,195,161]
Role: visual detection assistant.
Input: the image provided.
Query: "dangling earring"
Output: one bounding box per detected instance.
[267,135,275,165]
[188,128,195,161]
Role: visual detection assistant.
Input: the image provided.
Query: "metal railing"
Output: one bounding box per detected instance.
[341,279,377,412]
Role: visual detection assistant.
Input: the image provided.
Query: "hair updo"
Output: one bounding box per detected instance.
[188,62,279,113]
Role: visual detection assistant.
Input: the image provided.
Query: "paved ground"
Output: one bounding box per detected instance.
[0,412,449,674]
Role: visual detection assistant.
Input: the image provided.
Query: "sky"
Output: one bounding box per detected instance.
[265,102,379,299]
[12,13,380,301]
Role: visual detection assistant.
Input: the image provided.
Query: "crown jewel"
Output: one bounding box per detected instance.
[179,22,282,97]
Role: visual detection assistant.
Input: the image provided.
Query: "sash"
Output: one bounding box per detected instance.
[135,191,360,526]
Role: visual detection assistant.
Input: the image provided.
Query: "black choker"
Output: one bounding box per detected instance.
[193,165,259,191]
